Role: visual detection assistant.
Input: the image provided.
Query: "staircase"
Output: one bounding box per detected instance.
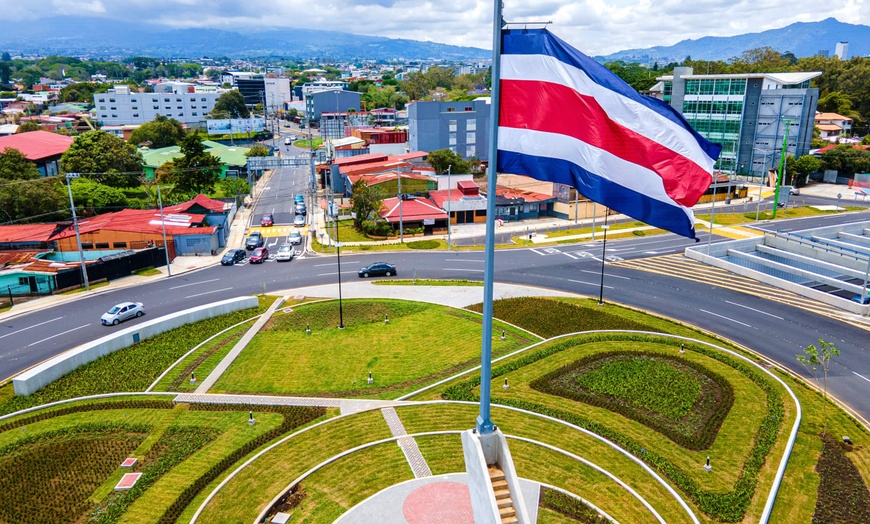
[489,466,518,524]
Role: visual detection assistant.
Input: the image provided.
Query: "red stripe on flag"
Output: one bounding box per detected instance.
[500,79,711,206]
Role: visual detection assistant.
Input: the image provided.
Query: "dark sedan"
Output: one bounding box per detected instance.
[358,262,397,278]
[221,249,247,266]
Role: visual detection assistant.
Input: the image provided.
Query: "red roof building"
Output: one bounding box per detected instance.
[380,196,448,230]
[0,130,74,176]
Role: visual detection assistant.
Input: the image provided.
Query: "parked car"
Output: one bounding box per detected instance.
[295,203,307,215]
[221,249,247,266]
[245,232,264,250]
[261,213,274,227]
[294,193,305,204]
[249,247,269,263]
[294,214,306,226]
[358,262,397,278]
[288,230,302,245]
[275,244,294,261]
[101,302,145,326]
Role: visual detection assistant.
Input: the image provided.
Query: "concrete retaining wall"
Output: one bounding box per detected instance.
[12,296,258,396]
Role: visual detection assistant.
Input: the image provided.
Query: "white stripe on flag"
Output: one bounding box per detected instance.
[501,54,716,172]
[498,126,694,224]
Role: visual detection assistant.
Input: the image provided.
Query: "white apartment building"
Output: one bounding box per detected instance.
[264,77,292,112]
[301,80,349,97]
[94,84,220,126]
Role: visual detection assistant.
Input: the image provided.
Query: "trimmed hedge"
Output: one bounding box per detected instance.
[530,351,734,450]
[155,403,326,524]
[467,297,654,339]
[539,487,609,523]
[0,399,174,433]
[442,333,784,522]
[812,434,870,523]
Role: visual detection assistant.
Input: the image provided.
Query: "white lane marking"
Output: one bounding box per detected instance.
[444,268,485,272]
[28,324,91,347]
[530,249,548,256]
[563,252,578,259]
[313,263,334,267]
[699,309,753,327]
[0,317,63,340]
[853,372,870,384]
[448,259,483,263]
[169,278,221,290]
[317,271,359,276]
[580,269,630,280]
[268,238,278,248]
[724,300,785,320]
[184,287,233,299]
[566,278,614,289]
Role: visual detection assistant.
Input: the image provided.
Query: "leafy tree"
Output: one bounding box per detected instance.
[0,177,66,224]
[350,178,383,229]
[0,147,40,180]
[427,148,471,174]
[817,92,859,120]
[797,339,840,435]
[400,72,430,101]
[171,131,222,194]
[128,115,185,148]
[1,52,10,61]
[218,176,251,207]
[70,177,129,216]
[791,155,822,186]
[820,145,870,176]
[58,82,99,103]
[0,62,10,85]
[245,145,271,157]
[210,90,249,118]
[16,121,41,133]
[60,130,143,187]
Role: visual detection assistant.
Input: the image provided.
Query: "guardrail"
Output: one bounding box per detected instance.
[768,231,869,262]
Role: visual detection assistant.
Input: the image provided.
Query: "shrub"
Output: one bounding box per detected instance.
[812,434,870,523]
[539,487,609,523]
[407,240,439,249]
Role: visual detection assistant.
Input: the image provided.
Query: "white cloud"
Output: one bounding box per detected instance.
[0,0,867,55]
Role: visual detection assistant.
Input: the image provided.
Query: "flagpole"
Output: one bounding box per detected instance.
[477,0,504,436]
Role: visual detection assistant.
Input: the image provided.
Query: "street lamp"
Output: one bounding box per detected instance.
[65,173,89,291]
[598,213,610,305]
[446,165,452,250]
[156,184,172,277]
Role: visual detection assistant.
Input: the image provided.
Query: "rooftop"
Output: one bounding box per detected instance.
[0,130,74,160]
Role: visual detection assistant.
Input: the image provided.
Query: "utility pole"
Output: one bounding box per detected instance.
[65,173,89,291]
[446,165,452,250]
[772,120,791,218]
[157,184,172,277]
[398,169,404,243]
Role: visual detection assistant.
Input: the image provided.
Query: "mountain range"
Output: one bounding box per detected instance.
[0,17,867,63]
[598,18,870,64]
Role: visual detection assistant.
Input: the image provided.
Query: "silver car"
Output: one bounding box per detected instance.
[101,302,145,326]
[275,244,294,261]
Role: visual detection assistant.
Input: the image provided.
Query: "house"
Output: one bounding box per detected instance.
[0,130,74,176]
[379,196,449,236]
[815,112,853,140]
[489,185,558,221]
[429,180,487,225]
[140,140,252,180]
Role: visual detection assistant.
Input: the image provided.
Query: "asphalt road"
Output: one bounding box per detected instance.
[2,176,869,421]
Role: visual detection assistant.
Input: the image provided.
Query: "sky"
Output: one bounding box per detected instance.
[1,0,868,55]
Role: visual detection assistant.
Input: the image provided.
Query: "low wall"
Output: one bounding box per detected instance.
[12,296,258,396]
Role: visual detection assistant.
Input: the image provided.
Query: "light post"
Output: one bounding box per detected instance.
[598,213,610,305]
[65,173,89,291]
[397,169,404,243]
[156,184,172,277]
[707,173,718,253]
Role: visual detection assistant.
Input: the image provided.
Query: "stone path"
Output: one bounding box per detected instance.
[382,407,432,478]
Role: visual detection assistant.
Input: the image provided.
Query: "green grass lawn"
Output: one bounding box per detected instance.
[696,204,866,225]
[212,299,540,398]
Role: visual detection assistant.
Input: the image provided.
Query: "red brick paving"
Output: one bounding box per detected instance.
[402,481,474,523]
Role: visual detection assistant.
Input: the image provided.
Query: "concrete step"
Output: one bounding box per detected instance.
[501,518,519,524]
[499,506,516,518]
[492,479,508,491]
[497,498,513,509]
[494,488,511,500]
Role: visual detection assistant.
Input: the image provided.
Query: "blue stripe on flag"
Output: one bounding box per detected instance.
[498,150,697,239]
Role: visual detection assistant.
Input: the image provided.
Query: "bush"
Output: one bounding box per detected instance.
[812,434,870,523]
[407,240,439,249]
[360,219,392,237]
[539,487,609,523]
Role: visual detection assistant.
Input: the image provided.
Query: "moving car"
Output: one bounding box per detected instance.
[261,213,274,227]
[101,302,145,326]
[294,193,305,204]
[294,214,306,226]
[288,230,302,245]
[275,244,294,261]
[284,137,292,145]
[249,247,269,263]
[358,262,396,278]
[221,249,247,266]
[789,186,800,196]
[295,203,307,215]
[853,294,870,305]
[245,232,264,250]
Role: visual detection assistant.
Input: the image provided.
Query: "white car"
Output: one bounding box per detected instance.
[293,214,306,226]
[101,302,145,326]
[275,244,294,261]
[284,137,292,145]
[288,231,302,245]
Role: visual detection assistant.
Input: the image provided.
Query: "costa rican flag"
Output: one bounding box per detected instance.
[498,29,722,239]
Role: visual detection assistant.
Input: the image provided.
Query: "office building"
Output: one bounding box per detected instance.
[94,85,220,126]
[835,42,849,60]
[657,68,820,176]
[408,99,490,161]
[304,90,362,127]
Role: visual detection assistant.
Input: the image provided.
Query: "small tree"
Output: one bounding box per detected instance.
[350,178,383,229]
[797,339,840,435]
[427,148,471,174]
[210,90,250,119]
[245,145,271,158]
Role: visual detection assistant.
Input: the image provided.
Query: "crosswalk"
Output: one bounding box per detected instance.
[248,226,308,237]
[613,254,870,329]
